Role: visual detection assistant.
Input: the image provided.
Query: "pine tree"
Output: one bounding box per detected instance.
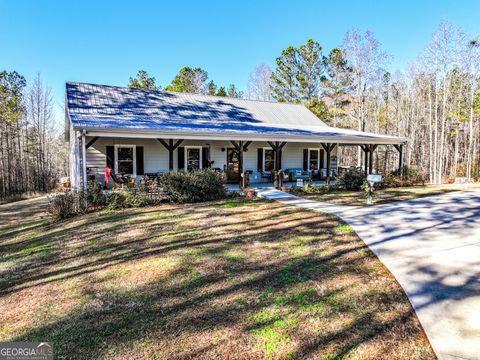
[128,70,159,90]
[271,46,299,102]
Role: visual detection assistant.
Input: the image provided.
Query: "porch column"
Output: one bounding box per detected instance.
[360,145,369,176]
[267,141,287,171]
[158,139,183,170]
[238,141,244,175]
[367,144,378,174]
[81,130,87,191]
[394,144,404,178]
[321,143,336,184]
[231,141,251,187]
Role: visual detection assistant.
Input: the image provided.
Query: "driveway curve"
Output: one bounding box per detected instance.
[257,188,480,360]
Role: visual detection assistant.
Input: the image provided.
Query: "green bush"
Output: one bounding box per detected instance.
[48,190,87,219]
[378,166,426,189]
[290,183,339,194]
[157,168,227,203]
[105,189,148,210]
[86,179,107,208]
[336,168,366,191]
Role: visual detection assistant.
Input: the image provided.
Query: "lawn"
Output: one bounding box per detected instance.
[0,198,434,359]
[298,183,480,206]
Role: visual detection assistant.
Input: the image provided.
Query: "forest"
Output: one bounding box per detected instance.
[1,20,479,201]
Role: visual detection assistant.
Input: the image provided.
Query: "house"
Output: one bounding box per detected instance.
[65,82,406,189]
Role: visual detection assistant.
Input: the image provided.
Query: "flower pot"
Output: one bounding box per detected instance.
[244,188,255,199]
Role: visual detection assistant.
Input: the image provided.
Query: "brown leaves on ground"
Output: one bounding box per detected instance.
[0,199,435,359]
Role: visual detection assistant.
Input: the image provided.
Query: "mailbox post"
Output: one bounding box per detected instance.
[366,174,382,205]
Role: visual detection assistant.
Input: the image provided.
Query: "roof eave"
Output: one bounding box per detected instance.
[73,126,407,145]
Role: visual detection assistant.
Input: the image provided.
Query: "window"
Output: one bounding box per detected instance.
[115,145,136,176]
[185,146,202,171]
[263,148,275,172]
[308,149,320,171]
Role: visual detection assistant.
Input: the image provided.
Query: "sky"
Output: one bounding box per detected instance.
[1,0,480,124]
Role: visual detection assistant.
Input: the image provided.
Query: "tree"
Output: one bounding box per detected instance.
[0,72,66,200]
[215,86,227,97]
[247,63,273,101]
[323,48,353,126]
[165,67,209,94]
[271,46,299,102]
[0,71,26,197]
[227,84,243,98]
[296,39,326,103]
[207,80,217,96]
[128,70,158,90]
[343,29,390,132]
[462,39,480,179]
[306,99,331,121]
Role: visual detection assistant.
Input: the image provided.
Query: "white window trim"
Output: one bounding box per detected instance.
[185,146,203,171]
[262,147,276,172]
[114,144,137,177]
[308,148,321,170]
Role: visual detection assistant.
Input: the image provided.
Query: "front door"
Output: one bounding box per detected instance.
[226,148,240,183]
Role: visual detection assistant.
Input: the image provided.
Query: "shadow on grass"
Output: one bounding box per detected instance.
[2,198,435,359]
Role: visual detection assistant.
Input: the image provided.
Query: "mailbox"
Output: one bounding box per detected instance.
[367,174,382,183]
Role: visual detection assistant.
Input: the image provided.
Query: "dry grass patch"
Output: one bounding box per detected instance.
[0,198,435,359]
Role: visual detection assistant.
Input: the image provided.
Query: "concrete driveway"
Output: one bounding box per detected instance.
[258,188,480,360]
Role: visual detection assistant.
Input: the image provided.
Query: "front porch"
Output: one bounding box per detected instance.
[78,136,351,189]
[74,134,407,191]
[225,180,331,192]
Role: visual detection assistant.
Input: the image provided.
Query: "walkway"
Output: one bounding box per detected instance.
[257,187,480,360]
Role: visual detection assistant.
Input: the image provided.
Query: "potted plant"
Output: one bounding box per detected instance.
[244,187,255,199]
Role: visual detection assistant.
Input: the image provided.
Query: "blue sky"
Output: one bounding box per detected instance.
[1,0,480,123]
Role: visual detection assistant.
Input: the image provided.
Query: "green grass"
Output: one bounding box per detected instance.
[333,223,354,235]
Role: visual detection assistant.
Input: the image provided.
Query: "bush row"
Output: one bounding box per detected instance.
[290,165,427,195]
[48,169,228,219]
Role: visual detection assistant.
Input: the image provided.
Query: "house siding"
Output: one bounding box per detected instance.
[85,137,338,182]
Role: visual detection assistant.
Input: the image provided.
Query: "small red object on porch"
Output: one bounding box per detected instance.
[105,167,112,185]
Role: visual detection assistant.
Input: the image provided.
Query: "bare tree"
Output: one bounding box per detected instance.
[247,63,273,101]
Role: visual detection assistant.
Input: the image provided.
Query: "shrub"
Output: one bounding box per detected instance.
[48,190,87,219]
[86,179,107,208]
[290,183,339,195]
[402,165,425,184]
[336,168,366,191]
[157,168,227,203]
[105,189,148,210]
[378,166,426,188]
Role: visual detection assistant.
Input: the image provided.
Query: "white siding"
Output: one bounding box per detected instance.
[85,137,338,181]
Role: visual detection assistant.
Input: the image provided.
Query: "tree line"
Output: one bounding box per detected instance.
[141,20,480,183]
[0,72,68,201]
[2,20,478,201]
[251,22,480,183]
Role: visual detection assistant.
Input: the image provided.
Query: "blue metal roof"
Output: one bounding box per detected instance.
[66,82,405,144]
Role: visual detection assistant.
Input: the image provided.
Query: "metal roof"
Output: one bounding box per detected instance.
[66,82,406,145]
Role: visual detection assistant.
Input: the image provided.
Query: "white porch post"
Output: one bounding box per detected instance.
[81,130,87,191]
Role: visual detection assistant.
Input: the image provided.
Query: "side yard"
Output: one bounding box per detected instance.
[0,198,434,359]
